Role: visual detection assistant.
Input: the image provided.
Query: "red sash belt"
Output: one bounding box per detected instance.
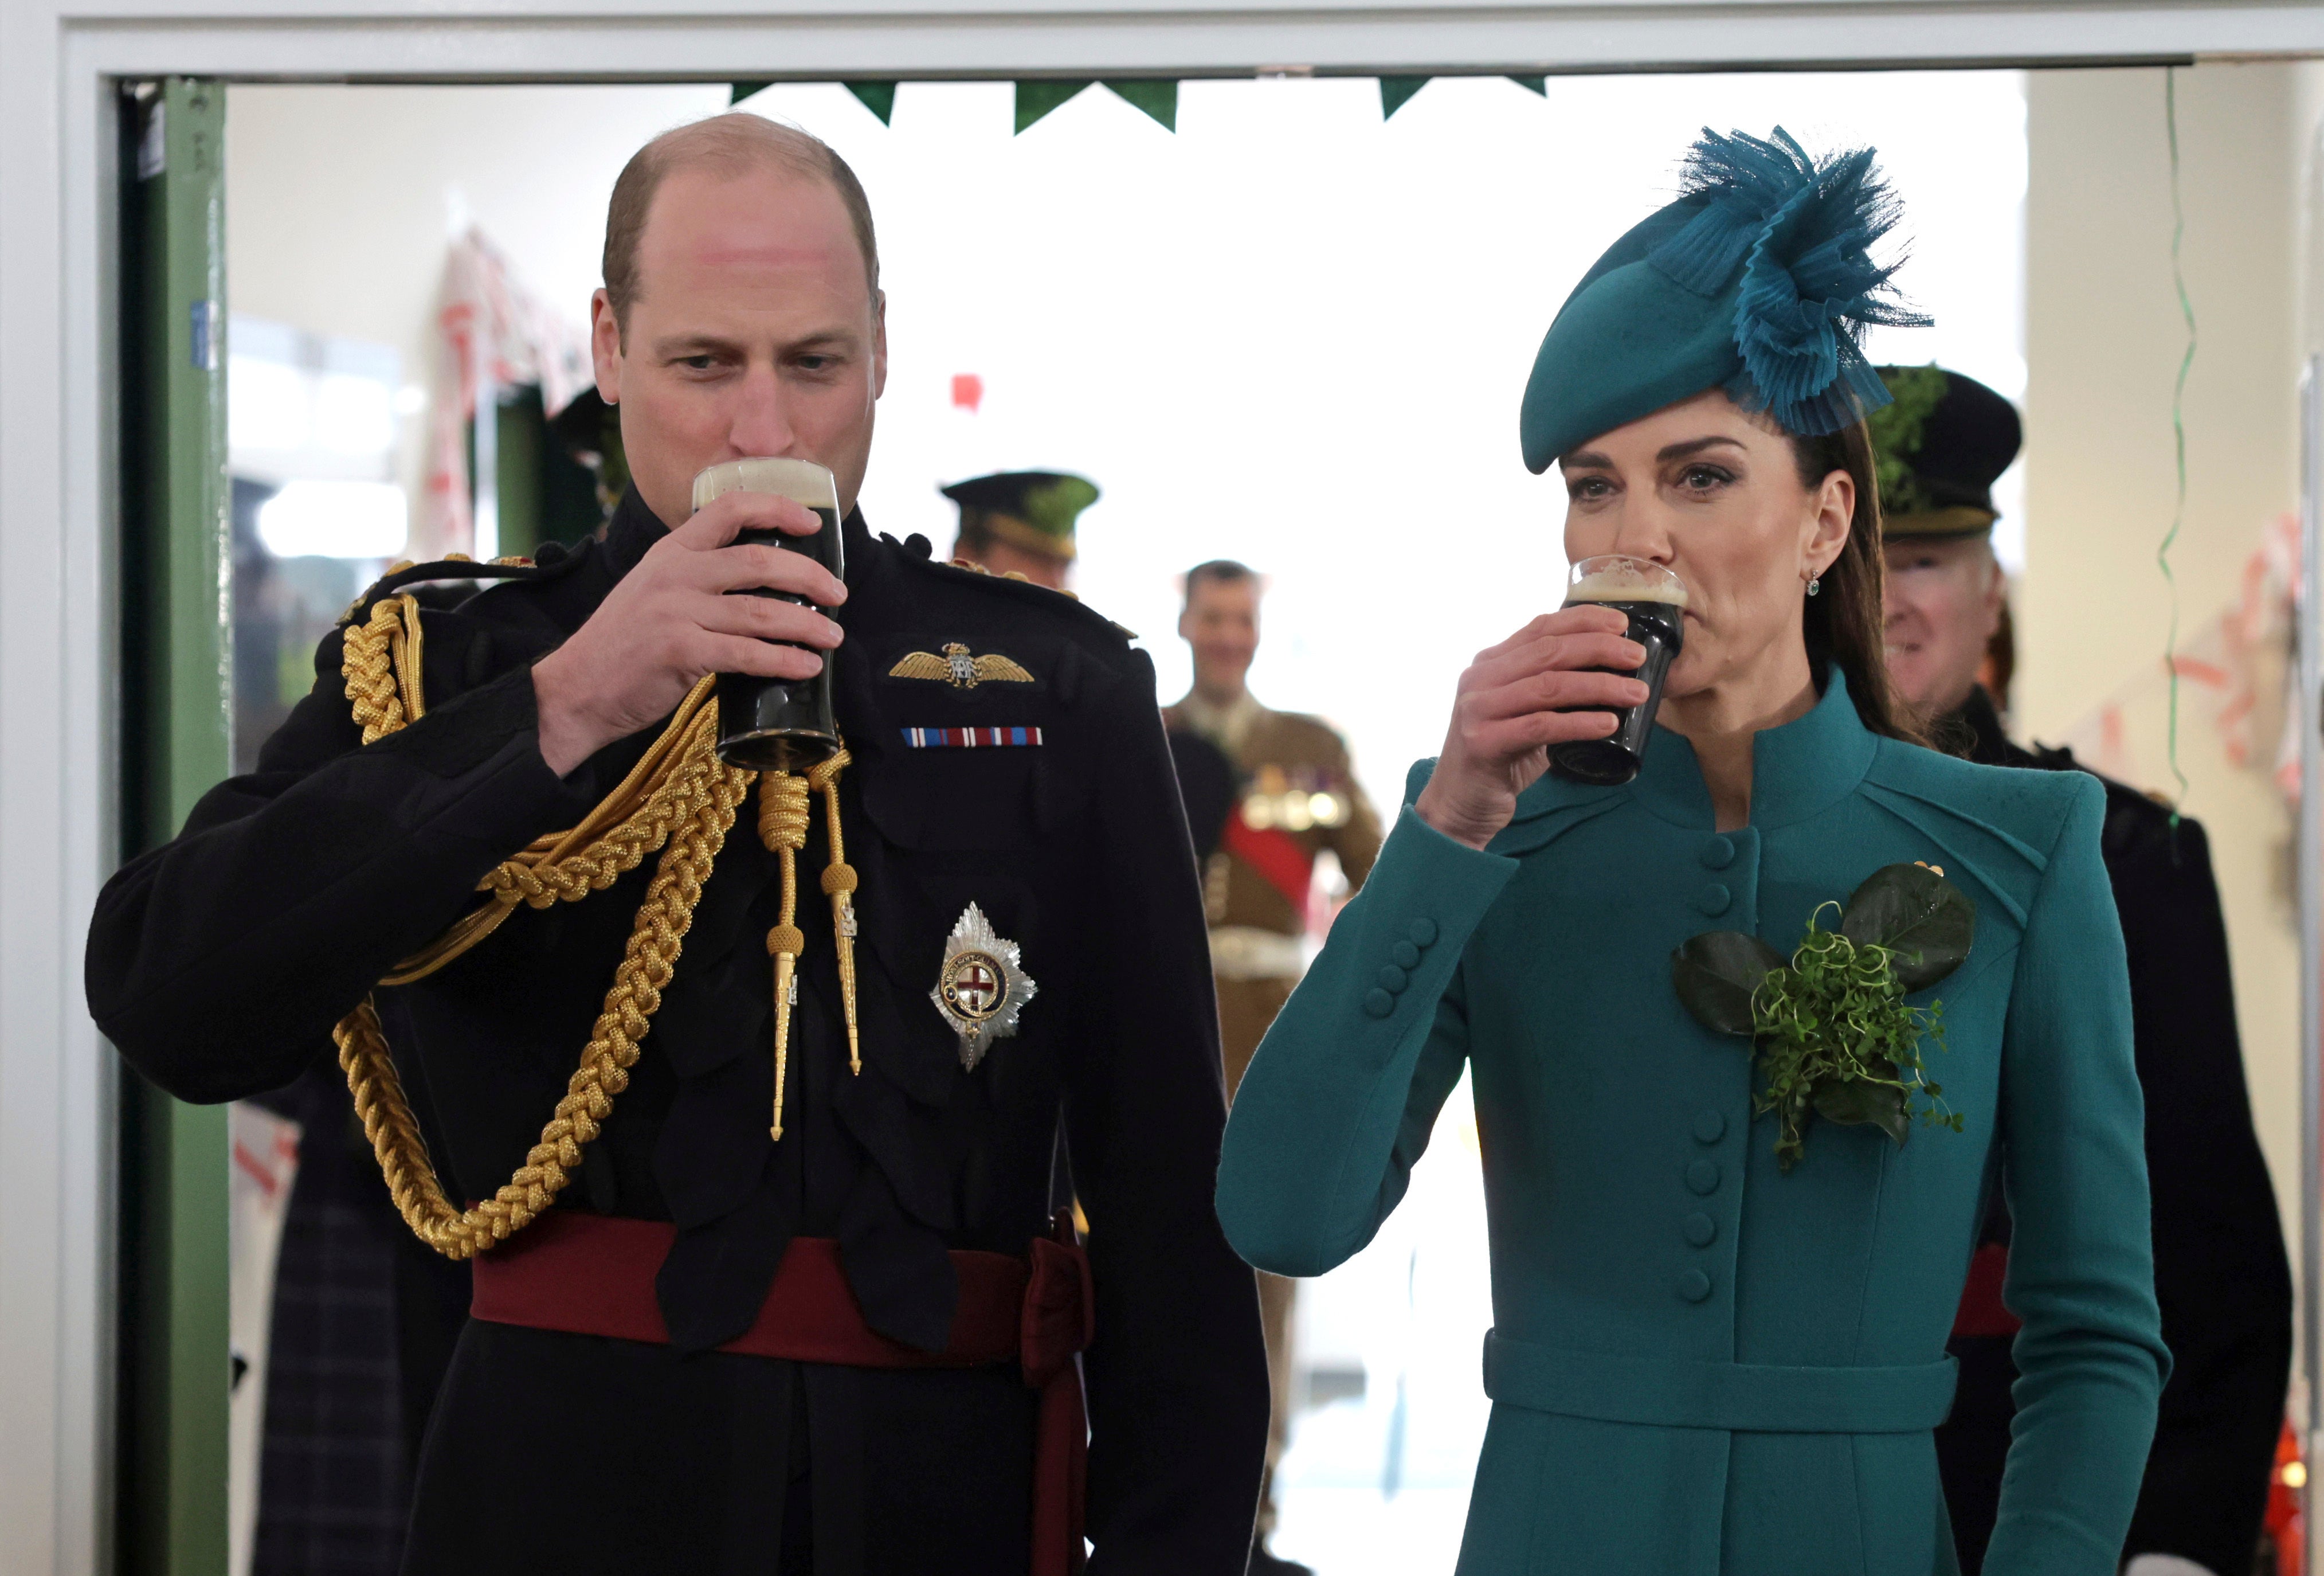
[1950,1241,2022,1339]
[470,1210,1095,1575]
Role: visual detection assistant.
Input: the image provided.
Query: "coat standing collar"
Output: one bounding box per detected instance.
[605,484,666,576]
[1621,667,1878,830]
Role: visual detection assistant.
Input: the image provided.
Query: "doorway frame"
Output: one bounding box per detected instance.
[10,3,2324,1571]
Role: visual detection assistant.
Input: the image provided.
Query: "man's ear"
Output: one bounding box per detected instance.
[1978,546,2009,632]
[590,289,623,405]
[871,289,889,401]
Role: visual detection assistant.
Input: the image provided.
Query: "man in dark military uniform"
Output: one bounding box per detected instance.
[944,471,1099,591]
[1875,366,2292,1576]
[87,112,1266,1574]
[1163,560,1380,1576]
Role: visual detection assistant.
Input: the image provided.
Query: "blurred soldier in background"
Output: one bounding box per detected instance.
[1165,560,1381,1576]
[942,470,1099,590]
[1875,365,2292,1576]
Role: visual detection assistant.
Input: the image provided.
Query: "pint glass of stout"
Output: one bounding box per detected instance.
[695,457,845,771]
[1546,554,1688,787]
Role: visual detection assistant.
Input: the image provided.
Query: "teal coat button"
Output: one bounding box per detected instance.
[1685,1159,1721,1195]
[1693,1110,1727,1144]
[1682,1212,1716,1247]
[1391,940,1421,969]
[1409,918,1437,947]
[1678,1269,1713,1303]
[1362,988,1395,1019]
[1377,965,1409,993]
[1695,884,1731,916]
[1700,835,1735,869]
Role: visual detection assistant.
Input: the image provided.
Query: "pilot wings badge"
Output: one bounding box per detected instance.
[889,643,1034,690]
[931,903,1037,1070]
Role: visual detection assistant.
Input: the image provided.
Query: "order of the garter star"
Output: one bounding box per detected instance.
[932,903,1037,1069]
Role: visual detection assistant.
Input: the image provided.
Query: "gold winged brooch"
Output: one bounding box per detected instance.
[889,642,1035,690]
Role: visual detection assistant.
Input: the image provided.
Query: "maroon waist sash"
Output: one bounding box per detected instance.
[1949,1241,2021,1340]
[470,1210,1095,1575]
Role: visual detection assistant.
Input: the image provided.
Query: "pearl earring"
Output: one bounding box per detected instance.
[1806,577,1821,597]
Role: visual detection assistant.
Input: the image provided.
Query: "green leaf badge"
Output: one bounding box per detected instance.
[1672,930,1787,1036]
[1671,862,1974,1171]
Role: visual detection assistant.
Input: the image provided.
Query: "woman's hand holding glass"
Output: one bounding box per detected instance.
[1413,608,1648,851]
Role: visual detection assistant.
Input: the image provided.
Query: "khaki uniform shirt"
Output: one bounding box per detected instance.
[1163,691,1382,1090]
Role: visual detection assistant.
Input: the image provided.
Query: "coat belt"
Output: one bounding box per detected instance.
[471,1210,1094,1575]
[1482,1329,1959,1433]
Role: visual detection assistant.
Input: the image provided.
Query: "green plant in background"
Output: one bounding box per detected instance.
[1864,363,1950,520]
[1673,862,1974,1170]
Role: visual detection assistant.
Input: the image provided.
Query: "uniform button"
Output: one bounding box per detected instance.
[1692,1109,1727,1144]
[1694,883,1731,917]
[1682,1212,1716,1247]
[1362,988,1396,1019]
[1409,919,1438,947]
[1686,1159,1721,1195]
[1377,965,1409,993]
[1700,835,1735,870]
[1677,1269,1712,1303]
[1391,940,1422,969]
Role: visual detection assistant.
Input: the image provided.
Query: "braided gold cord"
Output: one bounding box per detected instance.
[758,774,812,1140]
[809,750,863,1075]
[335,730,750,1257]
[334,592,758,1257]
[343,596,424,745]
[341,602,728,985]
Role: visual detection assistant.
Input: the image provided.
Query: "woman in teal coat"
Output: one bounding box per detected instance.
[1215,129,2167,1575]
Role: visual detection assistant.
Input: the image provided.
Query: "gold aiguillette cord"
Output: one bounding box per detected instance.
[755,749,861,1140]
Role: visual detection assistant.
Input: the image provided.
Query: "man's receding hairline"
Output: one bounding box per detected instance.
[604,112,880,332]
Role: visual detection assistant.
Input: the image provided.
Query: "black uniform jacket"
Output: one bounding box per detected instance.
[1934,686,2292,1576]
[87,490,1269,1576]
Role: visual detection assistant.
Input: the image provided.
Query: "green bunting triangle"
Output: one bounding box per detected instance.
[1103,80,1178,132]
[1380,76,1431,119]
[730,81,775,106]
[1509,75,1547,96]
[846,82,898,124]
[1015,80,1094,134]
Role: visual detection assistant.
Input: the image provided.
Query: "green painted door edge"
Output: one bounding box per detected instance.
[117,76,232,1576]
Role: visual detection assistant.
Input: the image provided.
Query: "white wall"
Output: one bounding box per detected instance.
[2023,62,2305,1269]
[226,84,729,525]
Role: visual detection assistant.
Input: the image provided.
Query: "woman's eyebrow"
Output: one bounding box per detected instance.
[1655,435,1748,462]
[1562,448,1614,470]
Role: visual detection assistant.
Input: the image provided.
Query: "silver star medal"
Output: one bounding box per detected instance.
[931,903,1037,1070]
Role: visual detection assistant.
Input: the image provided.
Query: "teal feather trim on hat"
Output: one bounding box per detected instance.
[1518,126,1927,474]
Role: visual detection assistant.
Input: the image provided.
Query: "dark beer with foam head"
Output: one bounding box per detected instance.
[1548,554,1687,787]
[697,457,845,771]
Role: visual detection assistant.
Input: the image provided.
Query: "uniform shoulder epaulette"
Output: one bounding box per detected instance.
[339,542,593,628]
[896,548,1139,643]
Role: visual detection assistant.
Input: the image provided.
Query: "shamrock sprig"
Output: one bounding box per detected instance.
[1672,862,1974,1171]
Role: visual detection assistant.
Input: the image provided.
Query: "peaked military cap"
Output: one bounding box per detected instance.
[1519,127,1926,474]
[1867,365,2022,538]
[940,471,1100,562]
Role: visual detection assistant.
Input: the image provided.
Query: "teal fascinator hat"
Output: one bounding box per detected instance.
[1519,127,1927,474]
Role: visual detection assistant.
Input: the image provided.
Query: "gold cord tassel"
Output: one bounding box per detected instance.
[758,774,811,1140]
[808,749,863,1075]
[753,753,863,1138]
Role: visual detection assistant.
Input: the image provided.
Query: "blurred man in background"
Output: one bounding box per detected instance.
[1876,365,2292,1576]
[1166,560,1381,1576]
[942,470,1098,589]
